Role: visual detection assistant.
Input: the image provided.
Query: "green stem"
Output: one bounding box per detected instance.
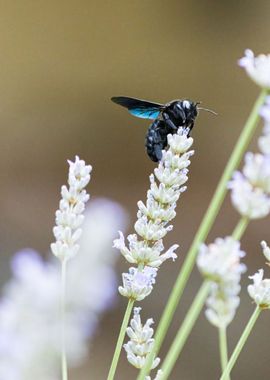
[219,327,230,380]
[220,306,261,380]
[232,217,249,240]
[137,89,267,380]
[61,260,68,380]
[160,281,210,380]
[107,299,134,380]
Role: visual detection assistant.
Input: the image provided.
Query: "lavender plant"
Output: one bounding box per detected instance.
[0,198,127,380]
[107,128,194,379]
[51,156,92,380]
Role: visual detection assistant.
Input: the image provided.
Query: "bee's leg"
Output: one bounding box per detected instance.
[186,122,194,136]
[154,144,163,161]
[163,112,178,130]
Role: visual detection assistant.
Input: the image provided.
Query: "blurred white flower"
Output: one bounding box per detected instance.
[197,237,246,328]
[124,307,160,369]
[229,98,270,220]
[261,240,270,262]
[248,269,270,308]
[205,283,241,328]
[229,172,270,219]
[243,153,270,194]
[239,49,270,88]
[197,237,246,283]
[114,128,194,289]
[0,198,128,380]
[119,267,157,301]
[51,156,92,261]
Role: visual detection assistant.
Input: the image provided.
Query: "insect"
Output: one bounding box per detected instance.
[111,96,202,162]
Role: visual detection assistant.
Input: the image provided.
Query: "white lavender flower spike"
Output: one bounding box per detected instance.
[197,237,246,328]
[239,49,270,88]
[248,269,270,309]
[114,128,194,277]
[51,156,92,261]
[124,307,160,369]
[119,267,157,301]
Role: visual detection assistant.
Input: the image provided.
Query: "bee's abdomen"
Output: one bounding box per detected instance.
[145,120,167,162]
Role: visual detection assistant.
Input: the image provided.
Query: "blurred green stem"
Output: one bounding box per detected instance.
[220,306,261,380]
[219,327,230,380]
[232,216,249,240]
[61,259,68,380]
[107,299,134,380]
[160,281,210,380]
[137,89,268,380]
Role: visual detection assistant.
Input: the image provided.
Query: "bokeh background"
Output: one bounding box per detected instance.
[0,1,270,379]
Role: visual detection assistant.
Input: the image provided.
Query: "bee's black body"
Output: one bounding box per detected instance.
[111,96,198,162]
[145,119,168,162]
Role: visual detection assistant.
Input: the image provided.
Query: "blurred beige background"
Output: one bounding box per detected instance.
[0,0,270,379]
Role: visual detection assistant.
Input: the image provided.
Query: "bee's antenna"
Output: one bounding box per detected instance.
[197,106,218,116]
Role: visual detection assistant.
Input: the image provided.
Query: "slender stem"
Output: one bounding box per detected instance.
[61,259,68,380]
[220,306,261,380]
[232,217,249,240]
[219,327,230,380]
[160,281,210,380]
[137,89,268,380]
[107,299,134,380]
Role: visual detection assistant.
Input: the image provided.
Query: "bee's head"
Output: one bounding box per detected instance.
[182,100,199,121]
[165,99,201,128]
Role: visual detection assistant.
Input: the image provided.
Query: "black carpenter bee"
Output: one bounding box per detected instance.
[111,96,210,162]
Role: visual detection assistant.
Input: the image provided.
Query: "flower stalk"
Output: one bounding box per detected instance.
[107,299,134,380]
[220,306,261,380]
[137,88,267,380]
[159,281,211,380]
[219,326,230,380]
[61,260,68,380]
[232,217,249,240]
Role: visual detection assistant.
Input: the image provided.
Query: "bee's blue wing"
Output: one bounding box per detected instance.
[111,96,163,120]
[128,108,161,119]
